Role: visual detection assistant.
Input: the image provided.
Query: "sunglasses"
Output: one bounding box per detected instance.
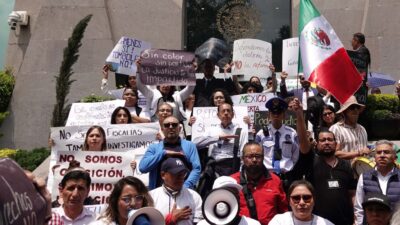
[120,195,144,205]
[290,194,313,203]
[323,111,333,116]
[163,122,179,128]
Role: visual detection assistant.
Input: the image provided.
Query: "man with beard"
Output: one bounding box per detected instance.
[139,116,201,190]
[294,130,356,225]
[329,96,371,160]
[231,142,287,225]
[354,140,400,225]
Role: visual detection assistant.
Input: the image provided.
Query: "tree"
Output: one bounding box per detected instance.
[51,14,92,127]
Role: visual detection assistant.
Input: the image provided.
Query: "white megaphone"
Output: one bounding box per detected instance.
[126,207,165,225]
[202,188,240,225]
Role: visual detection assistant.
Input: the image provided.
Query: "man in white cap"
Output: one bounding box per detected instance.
[198,176,260,225]
[329,96,371,160]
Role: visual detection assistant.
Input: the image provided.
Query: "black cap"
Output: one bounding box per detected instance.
[265,97,288,114]
[362,193,392,211]
[161,158,189,175]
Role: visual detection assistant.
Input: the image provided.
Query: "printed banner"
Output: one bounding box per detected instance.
[105,36,151,75]
[232,39,272,79]
[139,49,196,85]
[66,100,125,126]
[49,150,138,203]
[191,106,249,140]
[282,37,299,76]
[50,123,159,152]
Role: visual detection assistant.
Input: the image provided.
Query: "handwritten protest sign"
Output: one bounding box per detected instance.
[282,37,299,76]
[50,123,159,152]
[139,49,196,86]
[232,39,272,79]
[105,36,151,75]
[254,110,298,132]
[231,93,275,130]
[66,100,125,126]
[191,106,249,140]
[0,158,48,225]
[49,150,136,203]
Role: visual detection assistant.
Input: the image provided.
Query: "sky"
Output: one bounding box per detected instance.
[0,0,15,68]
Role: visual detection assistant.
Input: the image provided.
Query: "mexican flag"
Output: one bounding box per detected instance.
[299,0,362,104]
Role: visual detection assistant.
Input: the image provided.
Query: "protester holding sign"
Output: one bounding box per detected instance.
[83,125,107,151]
[136,60,195,123]
[101,65,149,114]
[89,176,157,225]
[122,87,151,123]
[110,106,133,124]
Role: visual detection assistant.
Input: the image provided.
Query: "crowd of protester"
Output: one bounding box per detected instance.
[5,32,400,225]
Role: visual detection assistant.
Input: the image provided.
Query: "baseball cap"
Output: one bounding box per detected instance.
[161,157,189,175]
[362,193,392,211]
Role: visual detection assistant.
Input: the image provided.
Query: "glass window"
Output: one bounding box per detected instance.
[186,0,291,71]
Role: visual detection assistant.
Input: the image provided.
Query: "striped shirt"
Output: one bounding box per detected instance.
[329,122,368,153]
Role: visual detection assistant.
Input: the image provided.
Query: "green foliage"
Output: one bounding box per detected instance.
[51,14,93,127]
[10,148,50,171]
[0,67,15,112]
[366,94,400,120]
[81,94,114,103]
[0,148,17,158]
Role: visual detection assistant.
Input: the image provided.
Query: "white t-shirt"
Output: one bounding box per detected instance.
[269,212,334,225]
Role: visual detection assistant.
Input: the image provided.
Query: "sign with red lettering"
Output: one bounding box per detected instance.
[49,150,138,204]
[139,49,196,86]
[232,39,272,79]
[0,158,47,225]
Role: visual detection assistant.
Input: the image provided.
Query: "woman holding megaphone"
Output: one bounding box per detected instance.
[89,176,164,225]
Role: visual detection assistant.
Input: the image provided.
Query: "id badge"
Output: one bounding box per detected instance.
[327,179,340,189]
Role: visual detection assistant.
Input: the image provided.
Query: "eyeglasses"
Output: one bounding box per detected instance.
[244,154,263,160]
[323,111,334,116]
[120,195,144,205]
[290,194,313,204]
[348,105,361,111]
[163,122,179,128]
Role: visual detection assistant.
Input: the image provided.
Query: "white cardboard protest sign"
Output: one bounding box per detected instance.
[49,150,137,203]
[231,93,275,130]
[50,123,159,152]
[105,36,151,75]
[232,39,272,79]
[282,37,299,76]
[66,100,125,126]
[191,106,249,140]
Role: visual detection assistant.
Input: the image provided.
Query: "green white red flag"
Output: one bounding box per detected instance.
[299,0,362,104]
